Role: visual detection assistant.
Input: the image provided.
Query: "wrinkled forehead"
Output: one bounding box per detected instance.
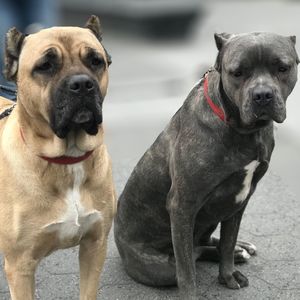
[20,27,104,59]
[223,33,296,68]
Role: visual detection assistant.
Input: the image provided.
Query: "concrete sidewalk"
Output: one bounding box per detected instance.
[1,161,299,299]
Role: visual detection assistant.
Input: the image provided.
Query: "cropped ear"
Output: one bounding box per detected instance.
[289,35,296,45]
[214,32,233,51]
[287,35,300,64]
[4,27,26,82]
[214,33,234,73]
[85,15,102,41]
[85,15,112,66]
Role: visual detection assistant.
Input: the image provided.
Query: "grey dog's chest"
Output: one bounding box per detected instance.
[201,159,260,221]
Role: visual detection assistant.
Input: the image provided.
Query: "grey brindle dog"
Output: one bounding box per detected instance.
[114,32,299,299]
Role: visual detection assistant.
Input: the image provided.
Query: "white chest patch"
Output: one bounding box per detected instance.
[43,163,102,240]
[235,160,260,204]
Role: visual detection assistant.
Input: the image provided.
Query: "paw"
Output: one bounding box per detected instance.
[218,270,249,289]
[234,246,251,263]
[236,240,257,255]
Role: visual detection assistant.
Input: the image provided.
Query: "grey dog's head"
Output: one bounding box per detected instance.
[214,32,299,129]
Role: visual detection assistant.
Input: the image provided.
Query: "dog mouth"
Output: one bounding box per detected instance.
[240,95,286,129]
[254,108,286,124]
[50,75,104,139]
[70,107,102,134]
[256,113,270,121]
[241,111,283,130]
[52,105,102,139]
[252,112,272,127]
[50,98,103,139]
[237,114,271,131]
[251,118,271,129]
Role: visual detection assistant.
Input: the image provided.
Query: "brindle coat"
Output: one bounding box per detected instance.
[114,32,299,299]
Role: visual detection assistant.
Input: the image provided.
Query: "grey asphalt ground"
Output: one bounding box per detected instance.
[1,1,300,299]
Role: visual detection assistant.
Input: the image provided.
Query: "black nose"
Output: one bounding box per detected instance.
[252,86,273,106]
[68,74,94,94]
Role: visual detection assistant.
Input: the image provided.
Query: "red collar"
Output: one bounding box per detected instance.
[39,150,93,164]
[20,128,93,165]
[203,75,226,123]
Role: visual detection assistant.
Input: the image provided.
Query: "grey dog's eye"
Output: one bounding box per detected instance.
[233,71,242,77]
[278,66,289,72]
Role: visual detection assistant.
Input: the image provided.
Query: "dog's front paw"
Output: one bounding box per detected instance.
[218,270,249,289]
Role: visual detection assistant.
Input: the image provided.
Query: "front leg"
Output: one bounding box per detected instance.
[79,235,108,300]
[4,254,38,300]
[168,190,198,300]
[218,208,249,289]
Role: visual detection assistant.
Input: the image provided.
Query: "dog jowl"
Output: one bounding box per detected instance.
[114,32,298,299]
[0,16,115,300]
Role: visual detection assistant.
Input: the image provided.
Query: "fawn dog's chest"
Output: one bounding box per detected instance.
[43,163,102,244]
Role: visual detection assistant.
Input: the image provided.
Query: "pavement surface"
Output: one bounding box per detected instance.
[1,0,300,299]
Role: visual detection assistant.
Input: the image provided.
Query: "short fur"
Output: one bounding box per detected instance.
[0,16,115,300]
[114,32,298,299]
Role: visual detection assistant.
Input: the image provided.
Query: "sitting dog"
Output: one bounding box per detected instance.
[0,16,115,300]
[114,32,299,299]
